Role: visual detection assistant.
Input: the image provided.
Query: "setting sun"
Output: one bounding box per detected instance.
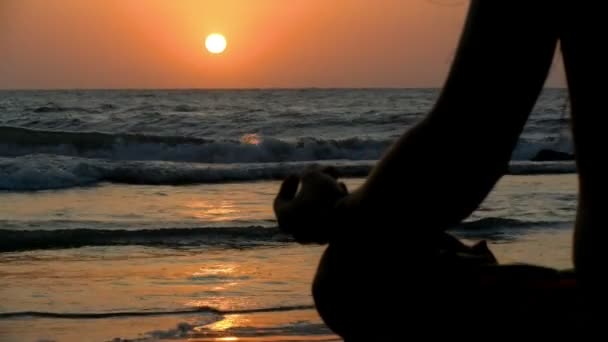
[205,33,227,54]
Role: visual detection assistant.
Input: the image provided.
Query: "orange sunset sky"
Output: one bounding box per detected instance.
[0,0,566,89]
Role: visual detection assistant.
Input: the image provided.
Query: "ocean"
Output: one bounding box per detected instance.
[0,89,577,341]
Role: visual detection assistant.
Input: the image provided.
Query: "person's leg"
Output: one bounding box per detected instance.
[342,0,559,238]
[560,1,608,307]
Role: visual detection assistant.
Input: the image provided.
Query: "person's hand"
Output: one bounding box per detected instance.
[273,167,348,244]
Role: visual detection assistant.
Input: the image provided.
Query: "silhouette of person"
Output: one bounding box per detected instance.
[274,1,604,339]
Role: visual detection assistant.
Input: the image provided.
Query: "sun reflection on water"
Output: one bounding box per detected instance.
[185,200,238,222]
[240,133,262,145]
[191,265,237,278]
[206,314,249,332]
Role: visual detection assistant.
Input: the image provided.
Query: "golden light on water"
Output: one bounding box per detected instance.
[208,315,244,331]
[191,265,236,277]
[184,200,238,222]
[240,134,262,145]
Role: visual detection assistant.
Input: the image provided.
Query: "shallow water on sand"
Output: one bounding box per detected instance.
[0,175,577,341]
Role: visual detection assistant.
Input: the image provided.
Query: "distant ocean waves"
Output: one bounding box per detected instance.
[0,89,575,191]
[0,218,572,252]
[0,225,289,252]
[0,126,573,164]
[0,126,391,163]
[0,154,574,191]
[0,155,373,190]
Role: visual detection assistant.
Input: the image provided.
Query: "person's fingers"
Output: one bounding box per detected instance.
[274,169,344,245]
[472,240,488,250]
[276,174,299,202]
[274,176,300,234]
[320,166,340,179]
[300,171,337,196]
[338,182,348,194]
[274,175,300,218]
[299,170,348,202]
[299,169,325,189]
